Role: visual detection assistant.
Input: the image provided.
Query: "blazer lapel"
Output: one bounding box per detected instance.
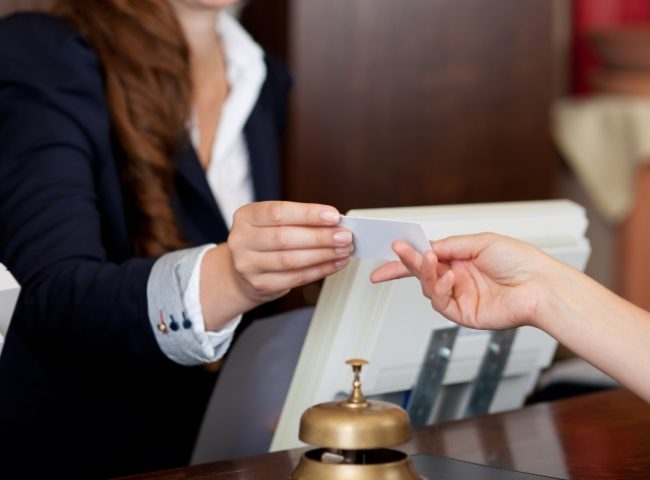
[173,54,286,245]
[245,92,280,202]
[174,143,229,244]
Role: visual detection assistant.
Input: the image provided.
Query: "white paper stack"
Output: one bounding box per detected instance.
[0,263,20,357]
[271,200,591,451]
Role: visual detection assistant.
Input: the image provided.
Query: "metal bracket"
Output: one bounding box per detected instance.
[464,328,517,417]
[407,326,459,427]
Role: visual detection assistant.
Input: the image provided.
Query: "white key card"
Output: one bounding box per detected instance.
[338,216,431,261]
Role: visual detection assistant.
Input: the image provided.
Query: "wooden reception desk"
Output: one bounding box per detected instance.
[123,389,650,479]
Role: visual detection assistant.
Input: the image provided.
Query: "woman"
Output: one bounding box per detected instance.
[0,0,353,477]
[371,234,650,403]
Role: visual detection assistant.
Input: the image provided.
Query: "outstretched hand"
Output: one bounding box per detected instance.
[202,201,354,330]
[227,201,353,304]
[370,233,546,331]
[372,233,650,404]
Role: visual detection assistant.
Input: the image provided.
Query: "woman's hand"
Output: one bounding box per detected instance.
[201,201,352,330]
[227,201,352,303]
[370,233,550,331]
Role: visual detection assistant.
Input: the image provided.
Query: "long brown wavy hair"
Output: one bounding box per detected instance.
[52,0,190,257]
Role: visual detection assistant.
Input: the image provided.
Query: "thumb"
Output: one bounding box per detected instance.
[431,233,493,262]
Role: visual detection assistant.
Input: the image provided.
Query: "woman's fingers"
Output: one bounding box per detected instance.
[245,246,353,273]
[231,225,352,252]
[244,259,350,297]
[227,201,355,301]
[230,202,352,253]
[236,201,341,227]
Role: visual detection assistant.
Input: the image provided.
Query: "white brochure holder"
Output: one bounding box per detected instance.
[271,200,591,451]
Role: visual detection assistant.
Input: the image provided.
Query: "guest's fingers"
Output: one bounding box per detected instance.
[370,261,412,283]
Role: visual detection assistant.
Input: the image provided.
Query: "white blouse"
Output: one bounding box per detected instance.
[146,11,267,366]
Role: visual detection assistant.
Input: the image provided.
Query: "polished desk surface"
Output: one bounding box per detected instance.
[124,389,650,479]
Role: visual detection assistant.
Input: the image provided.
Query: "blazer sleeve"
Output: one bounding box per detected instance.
[0,13,162,361]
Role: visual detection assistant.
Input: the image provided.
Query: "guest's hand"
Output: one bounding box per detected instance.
[370,233,550,331]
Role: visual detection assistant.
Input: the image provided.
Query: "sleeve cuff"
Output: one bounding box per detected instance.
[146,244,241,366]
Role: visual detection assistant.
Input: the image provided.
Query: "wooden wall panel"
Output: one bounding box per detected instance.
[244,0,555,213]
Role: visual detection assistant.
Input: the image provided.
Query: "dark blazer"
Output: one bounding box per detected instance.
[0,13,290,479]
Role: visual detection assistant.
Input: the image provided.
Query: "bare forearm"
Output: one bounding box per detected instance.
[535,258,650,402]
[199,244,259,331]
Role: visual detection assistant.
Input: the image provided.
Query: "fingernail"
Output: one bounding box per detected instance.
[335,246,353,255]
[334,258,349,269]
[333,231,352,245]
[320,210,340,224]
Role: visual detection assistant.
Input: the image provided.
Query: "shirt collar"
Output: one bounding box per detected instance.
[218,10,265,84]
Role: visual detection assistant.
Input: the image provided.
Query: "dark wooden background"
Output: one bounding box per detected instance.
[242,0,556,214]
[242,0,557,307]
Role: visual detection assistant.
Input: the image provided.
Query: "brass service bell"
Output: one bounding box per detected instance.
[291,359,420,479]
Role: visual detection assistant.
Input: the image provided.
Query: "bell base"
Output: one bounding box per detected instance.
[291,448,421,480]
